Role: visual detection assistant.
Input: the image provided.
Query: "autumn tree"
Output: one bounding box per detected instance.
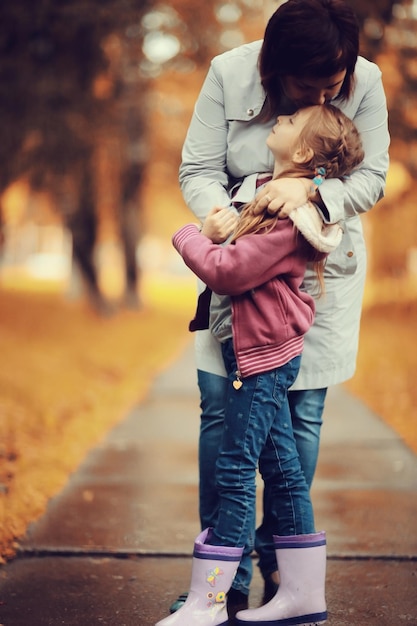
[0,0,154,312]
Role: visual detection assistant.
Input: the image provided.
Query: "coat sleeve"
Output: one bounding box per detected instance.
[172,222,308,296]
[178,62,233,222]
[319,61,390,223]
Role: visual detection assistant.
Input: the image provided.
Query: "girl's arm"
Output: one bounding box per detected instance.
[173,221,307,296]
[201,206,239,244]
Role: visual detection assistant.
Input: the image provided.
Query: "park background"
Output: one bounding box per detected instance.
[0,0,416,561]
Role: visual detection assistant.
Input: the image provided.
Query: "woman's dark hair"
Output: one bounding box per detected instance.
[259,0,359,119]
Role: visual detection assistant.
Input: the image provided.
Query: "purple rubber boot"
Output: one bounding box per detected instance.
[236,531,327,625]
[155,528,243,626]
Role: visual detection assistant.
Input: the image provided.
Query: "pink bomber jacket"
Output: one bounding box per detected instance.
[172,219,327,378]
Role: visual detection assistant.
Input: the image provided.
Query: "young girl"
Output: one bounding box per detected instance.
[156,104,364,626]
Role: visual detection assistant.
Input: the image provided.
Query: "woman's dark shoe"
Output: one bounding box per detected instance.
[227,587,249,621]
[169,592,188,613]
[262,574,279,604]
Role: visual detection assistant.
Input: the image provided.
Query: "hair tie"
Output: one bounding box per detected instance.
[309,166,326,198]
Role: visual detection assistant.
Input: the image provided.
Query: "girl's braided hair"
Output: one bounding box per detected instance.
[232,104,364,294]
[291,103,364,180]
[233,103,364,242]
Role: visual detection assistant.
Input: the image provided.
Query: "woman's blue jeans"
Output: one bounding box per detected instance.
[197,363,327,594]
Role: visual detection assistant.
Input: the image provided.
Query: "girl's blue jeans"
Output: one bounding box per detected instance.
[200,339,318,594]
[197,361,327,594]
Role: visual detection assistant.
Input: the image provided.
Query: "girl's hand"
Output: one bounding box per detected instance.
[253,178,311,217]
[201,206,239,243]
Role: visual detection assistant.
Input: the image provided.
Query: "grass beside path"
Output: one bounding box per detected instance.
[0,277,195,562]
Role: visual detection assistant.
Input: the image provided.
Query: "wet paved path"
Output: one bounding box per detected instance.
[0,341,416,625]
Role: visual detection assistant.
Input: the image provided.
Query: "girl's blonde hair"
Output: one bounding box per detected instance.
[232,103,365,293]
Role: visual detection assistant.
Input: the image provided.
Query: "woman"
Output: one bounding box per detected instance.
[174,0,390,615]
[156,103,364,626]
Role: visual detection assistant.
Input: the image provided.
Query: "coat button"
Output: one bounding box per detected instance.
[247,108,254,116]
[347,251,354,257]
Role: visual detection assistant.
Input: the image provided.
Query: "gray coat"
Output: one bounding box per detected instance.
[179,40,390,389]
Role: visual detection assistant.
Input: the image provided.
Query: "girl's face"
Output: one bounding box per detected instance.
[266,107,314,163]
[281,70,347,108]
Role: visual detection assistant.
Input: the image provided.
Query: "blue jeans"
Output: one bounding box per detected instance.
[197,365,327,594]
[203,340,315,593]
[288,388,327,488]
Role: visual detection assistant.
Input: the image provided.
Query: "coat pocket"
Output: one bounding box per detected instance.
[324,227,358,278]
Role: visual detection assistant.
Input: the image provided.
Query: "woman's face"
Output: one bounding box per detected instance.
[266,107,314,162]
[281,70,347,107]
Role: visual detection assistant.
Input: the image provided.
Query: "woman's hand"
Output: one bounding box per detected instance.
[253,178,311,217]
[201,206,239,243]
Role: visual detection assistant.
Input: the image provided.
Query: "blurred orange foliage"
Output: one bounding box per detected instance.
[0,285,194,562]
[0,273,416,565]
[346,300,417,456]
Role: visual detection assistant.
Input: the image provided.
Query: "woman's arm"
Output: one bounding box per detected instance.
[319,64,390,222]
[179,63,232,222]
